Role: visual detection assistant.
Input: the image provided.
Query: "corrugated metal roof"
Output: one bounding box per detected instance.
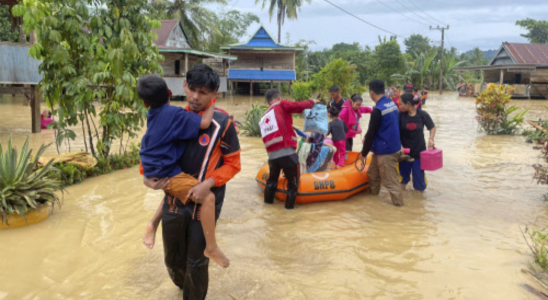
[228,69,295,81]
[504,42,548,64]
[152,20,191,49]
[221,26,302,51]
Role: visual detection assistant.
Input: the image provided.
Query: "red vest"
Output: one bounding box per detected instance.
[260,101,299,153]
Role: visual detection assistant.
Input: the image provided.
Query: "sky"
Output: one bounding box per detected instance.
[207,0,545,53]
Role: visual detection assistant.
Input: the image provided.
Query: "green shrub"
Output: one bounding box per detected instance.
[241,102,268,137]
[476,84,528,135]
[0,137,63,225]
[524,224,548,273]
[290,81,311,101]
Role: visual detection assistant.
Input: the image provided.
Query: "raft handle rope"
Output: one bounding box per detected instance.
[354,154,366,173]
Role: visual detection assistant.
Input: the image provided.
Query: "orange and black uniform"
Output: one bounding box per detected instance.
[161,110,241,300]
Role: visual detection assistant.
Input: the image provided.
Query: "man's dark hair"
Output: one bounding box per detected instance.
[328,107,340,117]
[265,88,281,103]
[329,85,340,93]
[186,64,220,93]
[400,93,415,105]
[369,80,385,95]
[137,75,170,109]
[413,88,418,92]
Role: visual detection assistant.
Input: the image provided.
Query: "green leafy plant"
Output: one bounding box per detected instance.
[499,105,529,135]
[476,84,527,135]
[13,0,163,157]
[309,58,366,98]
[241,102,268,137]
[524,224,548,273]
[290,80,311,101]
[0,137,62,226]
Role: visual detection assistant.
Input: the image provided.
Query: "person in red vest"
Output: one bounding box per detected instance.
[260,88,319,209]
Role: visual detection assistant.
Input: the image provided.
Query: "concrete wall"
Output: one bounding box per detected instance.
[0,43,42,84]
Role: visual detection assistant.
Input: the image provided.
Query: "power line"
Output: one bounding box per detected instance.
[405,0,449,26]
[373,0,430,27]
[231,0,240,8]
[322,0,406,39]
[393,0,432,26]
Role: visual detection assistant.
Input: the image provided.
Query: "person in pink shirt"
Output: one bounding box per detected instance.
[340,94,372,152]
[40,110,54,129]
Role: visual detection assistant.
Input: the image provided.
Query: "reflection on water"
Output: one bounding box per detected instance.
[1,93,548,299]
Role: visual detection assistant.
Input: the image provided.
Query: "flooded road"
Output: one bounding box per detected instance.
[1,93,548,299]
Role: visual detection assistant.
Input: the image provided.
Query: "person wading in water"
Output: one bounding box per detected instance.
[360,80,404,207]
[142,64,241,299]
[261,88,319,209]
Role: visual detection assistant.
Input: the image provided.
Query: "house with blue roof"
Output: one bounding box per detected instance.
[220,26,303,95]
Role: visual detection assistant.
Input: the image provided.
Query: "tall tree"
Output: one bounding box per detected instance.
[374,36,404,85]
[150,0,227,50]
[0,6,18,42]
[516,18,548,43]
[256,0,311,44]
[207,10,259,53]
[404,34,432,58]
[14,0,163,157]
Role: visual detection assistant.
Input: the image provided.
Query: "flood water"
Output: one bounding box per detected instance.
[1,92,548,299]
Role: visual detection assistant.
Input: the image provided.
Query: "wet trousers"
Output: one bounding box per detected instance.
[399,159,427,191]
[265,153,300,209]
[162,195,221,300]
[367,152,404,206]
[333,140,346,167]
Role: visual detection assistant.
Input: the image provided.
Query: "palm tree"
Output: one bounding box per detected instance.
[256,0,311,44]
[150,0,226,50]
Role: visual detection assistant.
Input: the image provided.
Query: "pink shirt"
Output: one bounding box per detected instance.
[40,115,54,129]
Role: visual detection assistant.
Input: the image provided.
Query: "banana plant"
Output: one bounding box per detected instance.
[0,137,63,226]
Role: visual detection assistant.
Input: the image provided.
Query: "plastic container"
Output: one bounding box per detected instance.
[420,147,443,171]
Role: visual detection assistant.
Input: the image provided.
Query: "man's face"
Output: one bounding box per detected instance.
[184,81,218,113]
[330,91,340,101]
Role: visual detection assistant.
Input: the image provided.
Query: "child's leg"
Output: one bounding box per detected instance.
[336,140,346,167]
[143,199,163,249]
[201,192,229,268]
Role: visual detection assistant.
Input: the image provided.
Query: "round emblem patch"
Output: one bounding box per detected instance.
[199,134,210,146]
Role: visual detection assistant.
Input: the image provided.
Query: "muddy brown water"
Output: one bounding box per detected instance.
[1,93,548,299]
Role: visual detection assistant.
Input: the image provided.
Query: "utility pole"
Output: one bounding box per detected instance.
[430,25,449,95]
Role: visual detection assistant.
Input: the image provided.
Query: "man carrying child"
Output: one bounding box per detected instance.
[141,64,241,299]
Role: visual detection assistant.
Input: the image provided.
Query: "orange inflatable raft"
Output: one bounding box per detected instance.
[256,152,372,204]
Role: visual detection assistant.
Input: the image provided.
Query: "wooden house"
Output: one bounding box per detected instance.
[220,26,303,95]
[152,20,237,96]
[456,42,548,99]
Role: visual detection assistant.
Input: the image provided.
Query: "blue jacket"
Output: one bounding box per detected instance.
[140,104,202,178]
[371,96,401,155]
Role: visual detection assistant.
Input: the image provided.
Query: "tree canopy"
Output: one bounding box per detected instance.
[0,6,19,42]
[516,18,548,44]
[404,34,432,58]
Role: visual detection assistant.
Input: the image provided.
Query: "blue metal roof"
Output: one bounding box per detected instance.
[228,69,295,81]
[242,27,280,48]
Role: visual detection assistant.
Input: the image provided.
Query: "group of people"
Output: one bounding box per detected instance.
[133,63,437,299]
[261,81,436,209]
[386,84,429,110]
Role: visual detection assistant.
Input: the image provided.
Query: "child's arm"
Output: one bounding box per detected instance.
[200,103,215,129]
[359,106,373,114]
